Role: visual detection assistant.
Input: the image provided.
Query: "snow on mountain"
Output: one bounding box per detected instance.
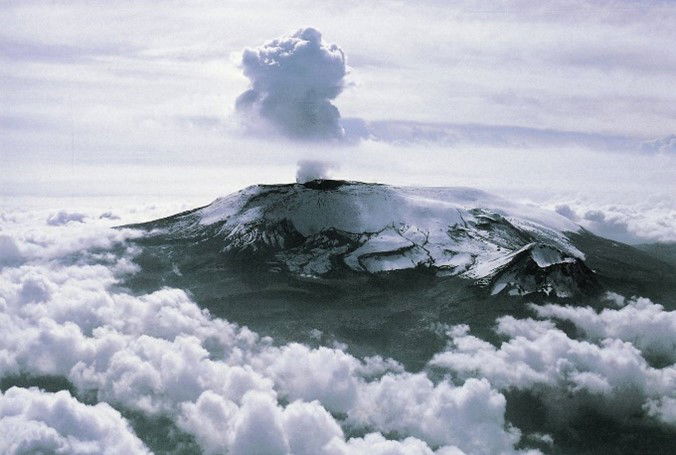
[199,181,580,236]
[137,180,596,297]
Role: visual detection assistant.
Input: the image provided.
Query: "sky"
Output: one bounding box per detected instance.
[1,0,675,242]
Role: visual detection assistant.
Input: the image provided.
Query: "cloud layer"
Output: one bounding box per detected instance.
[236,27,347,140]
[554,200,676,243]
[0,387,149,455]
[532,294,676,362]
[431,298,676,427]
[0,207,531,455]
[1,195,675,453]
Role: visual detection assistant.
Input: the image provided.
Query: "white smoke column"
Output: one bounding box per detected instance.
[236,28,347,140]
[296,160,339,183]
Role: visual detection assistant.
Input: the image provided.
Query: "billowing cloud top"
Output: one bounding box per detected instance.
[236,28,347,140]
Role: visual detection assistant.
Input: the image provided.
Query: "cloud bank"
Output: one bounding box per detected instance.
[0,387,149,455]
[0,209,531,455]
[531,295,676,362]
[236,27,347,140]
[0,236,23,268]
[554,200,676,244]
[431,299,676,427]
[1,197,675,453]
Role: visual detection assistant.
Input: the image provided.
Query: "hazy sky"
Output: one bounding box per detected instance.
[1,0,674,241]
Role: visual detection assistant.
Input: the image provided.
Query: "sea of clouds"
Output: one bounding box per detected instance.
[0,203,674,454]
[0,204,525,454]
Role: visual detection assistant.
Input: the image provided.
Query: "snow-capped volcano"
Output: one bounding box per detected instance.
[133,180,599,297]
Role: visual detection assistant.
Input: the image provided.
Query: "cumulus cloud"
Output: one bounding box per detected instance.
[554,204,578,221]
[580,209,639,243]
[46,210,87,226]
[229,392,290,454]
[549,201,676,244]
[645,397,676,425]
[236,27,347,140]
[0,387,149,455]
[99,211,121,220]
[324,433,464,455]
[296,159,339,183]
[430,305,676,427]
[0,235,23,267]
[348,375,521,454]
[531,296,676,362]
[0,208,142,264]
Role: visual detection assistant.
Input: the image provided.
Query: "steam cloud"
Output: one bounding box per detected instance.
[296,160,339,183]
[236,28,347,140]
